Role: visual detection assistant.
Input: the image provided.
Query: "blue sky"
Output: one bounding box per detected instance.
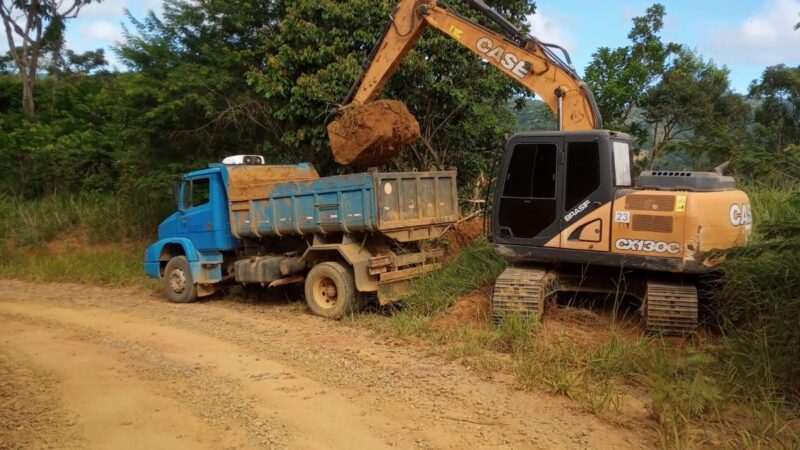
[3,0,799,93]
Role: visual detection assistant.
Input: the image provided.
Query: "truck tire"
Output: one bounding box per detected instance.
[304,261,362,319]
[163,256,198,303]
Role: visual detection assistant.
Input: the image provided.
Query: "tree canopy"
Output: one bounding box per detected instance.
[749,64,800,154]
[0,0,100,118]
[0,0,796,199]
[584,4,754,171]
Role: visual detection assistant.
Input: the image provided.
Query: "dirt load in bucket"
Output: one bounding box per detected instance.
[327,100,420,167]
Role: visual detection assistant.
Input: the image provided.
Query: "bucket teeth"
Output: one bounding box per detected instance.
[491,267,554,323]
[644,281,698,336]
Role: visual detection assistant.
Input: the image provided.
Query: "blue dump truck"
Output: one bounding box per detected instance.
[145,157,459,318]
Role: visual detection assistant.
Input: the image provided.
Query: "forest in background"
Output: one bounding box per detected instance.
[0,1,799,446]
[0,0,796,204]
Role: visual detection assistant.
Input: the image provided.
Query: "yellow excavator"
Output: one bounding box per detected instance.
[329,0,752,334]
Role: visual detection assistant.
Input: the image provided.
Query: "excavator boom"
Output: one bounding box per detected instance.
[328,0,602,166]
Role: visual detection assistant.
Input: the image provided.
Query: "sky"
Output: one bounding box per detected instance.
[2,0,799,94]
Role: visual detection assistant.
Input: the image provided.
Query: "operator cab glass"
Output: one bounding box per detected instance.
[494,130,629,250]
[498,142,559,241]
[612,141,633,186]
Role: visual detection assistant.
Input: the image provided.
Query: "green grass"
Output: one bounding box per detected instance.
[402,239,506,316]
[0,192,167,246]
[0,242,154,287]
[0,193,163,287]
[711,183,800,404]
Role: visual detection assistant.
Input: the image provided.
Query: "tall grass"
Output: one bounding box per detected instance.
[0,192,168,245]
[712,183,800,402]
[0,244,152,287]
[0,193,169,286]
[402,239,506,316]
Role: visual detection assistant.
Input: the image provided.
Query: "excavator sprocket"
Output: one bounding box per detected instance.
[643,281,698,335]
[491,266,556,323]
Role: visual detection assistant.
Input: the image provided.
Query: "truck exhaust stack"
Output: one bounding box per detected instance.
[327,100,421,167]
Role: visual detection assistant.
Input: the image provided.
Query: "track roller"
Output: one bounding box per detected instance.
[491,266,556,323]
[643,281,698,335]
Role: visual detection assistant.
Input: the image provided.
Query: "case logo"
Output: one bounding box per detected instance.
[476,37,532,78]
[729,203,752,226]
[615,239,680,254]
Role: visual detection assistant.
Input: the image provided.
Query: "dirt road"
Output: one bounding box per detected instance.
[0,280,651,449]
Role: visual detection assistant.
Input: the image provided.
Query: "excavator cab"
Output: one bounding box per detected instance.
[493,130,631,249]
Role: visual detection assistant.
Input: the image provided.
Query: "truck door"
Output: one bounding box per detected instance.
[494,137,563,246]
[179,175,216,250]
[556,136,614,251]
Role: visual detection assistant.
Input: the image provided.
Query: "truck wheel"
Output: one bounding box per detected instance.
[304,261,361,319]
[163,256,198,303]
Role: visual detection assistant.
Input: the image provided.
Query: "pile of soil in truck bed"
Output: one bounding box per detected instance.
[327,100,420,167]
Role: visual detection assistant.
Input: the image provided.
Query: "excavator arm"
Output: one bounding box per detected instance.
[328,0,601,166]
[350,0,601,130]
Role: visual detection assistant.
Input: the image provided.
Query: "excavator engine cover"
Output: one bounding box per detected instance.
[327,100,420,167]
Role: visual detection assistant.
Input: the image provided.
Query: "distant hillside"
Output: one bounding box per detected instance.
[508,97,557,132]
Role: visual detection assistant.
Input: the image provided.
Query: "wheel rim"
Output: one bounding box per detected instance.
[311,276,339,310]
[168,267,187,294]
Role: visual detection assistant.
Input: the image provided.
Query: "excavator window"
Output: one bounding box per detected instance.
[565,141,601,211]
[498,143,557,238]
[612,141,633,186]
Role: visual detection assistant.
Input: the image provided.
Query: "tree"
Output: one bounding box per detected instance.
[749,65,800,153]
[247,0,535,179]
[0,0,98,119]
[64,48,107,74]
[643,50,750,169]
[113,0,287,181]
[584,3,680,135]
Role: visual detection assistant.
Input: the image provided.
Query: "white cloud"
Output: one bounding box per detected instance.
[526,10,579,56]
[707,0,800,65]
[79,0,130,19]
[80,20,124,43]
[81,0,162,18]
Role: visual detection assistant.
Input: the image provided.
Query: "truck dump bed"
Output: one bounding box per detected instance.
[223,164,459,242]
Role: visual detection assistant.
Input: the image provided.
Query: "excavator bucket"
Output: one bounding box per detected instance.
[327,100,420,167]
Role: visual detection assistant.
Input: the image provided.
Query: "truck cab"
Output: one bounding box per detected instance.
[145,167,239,302]
[157,168,239,251]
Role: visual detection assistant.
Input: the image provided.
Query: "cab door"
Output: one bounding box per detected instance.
[556,136,614,251]
[179,175,216,250]
[494,136,564,246]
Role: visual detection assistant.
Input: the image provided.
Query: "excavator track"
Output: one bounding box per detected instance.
[643,281,698,335]
[491,267,556,323]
